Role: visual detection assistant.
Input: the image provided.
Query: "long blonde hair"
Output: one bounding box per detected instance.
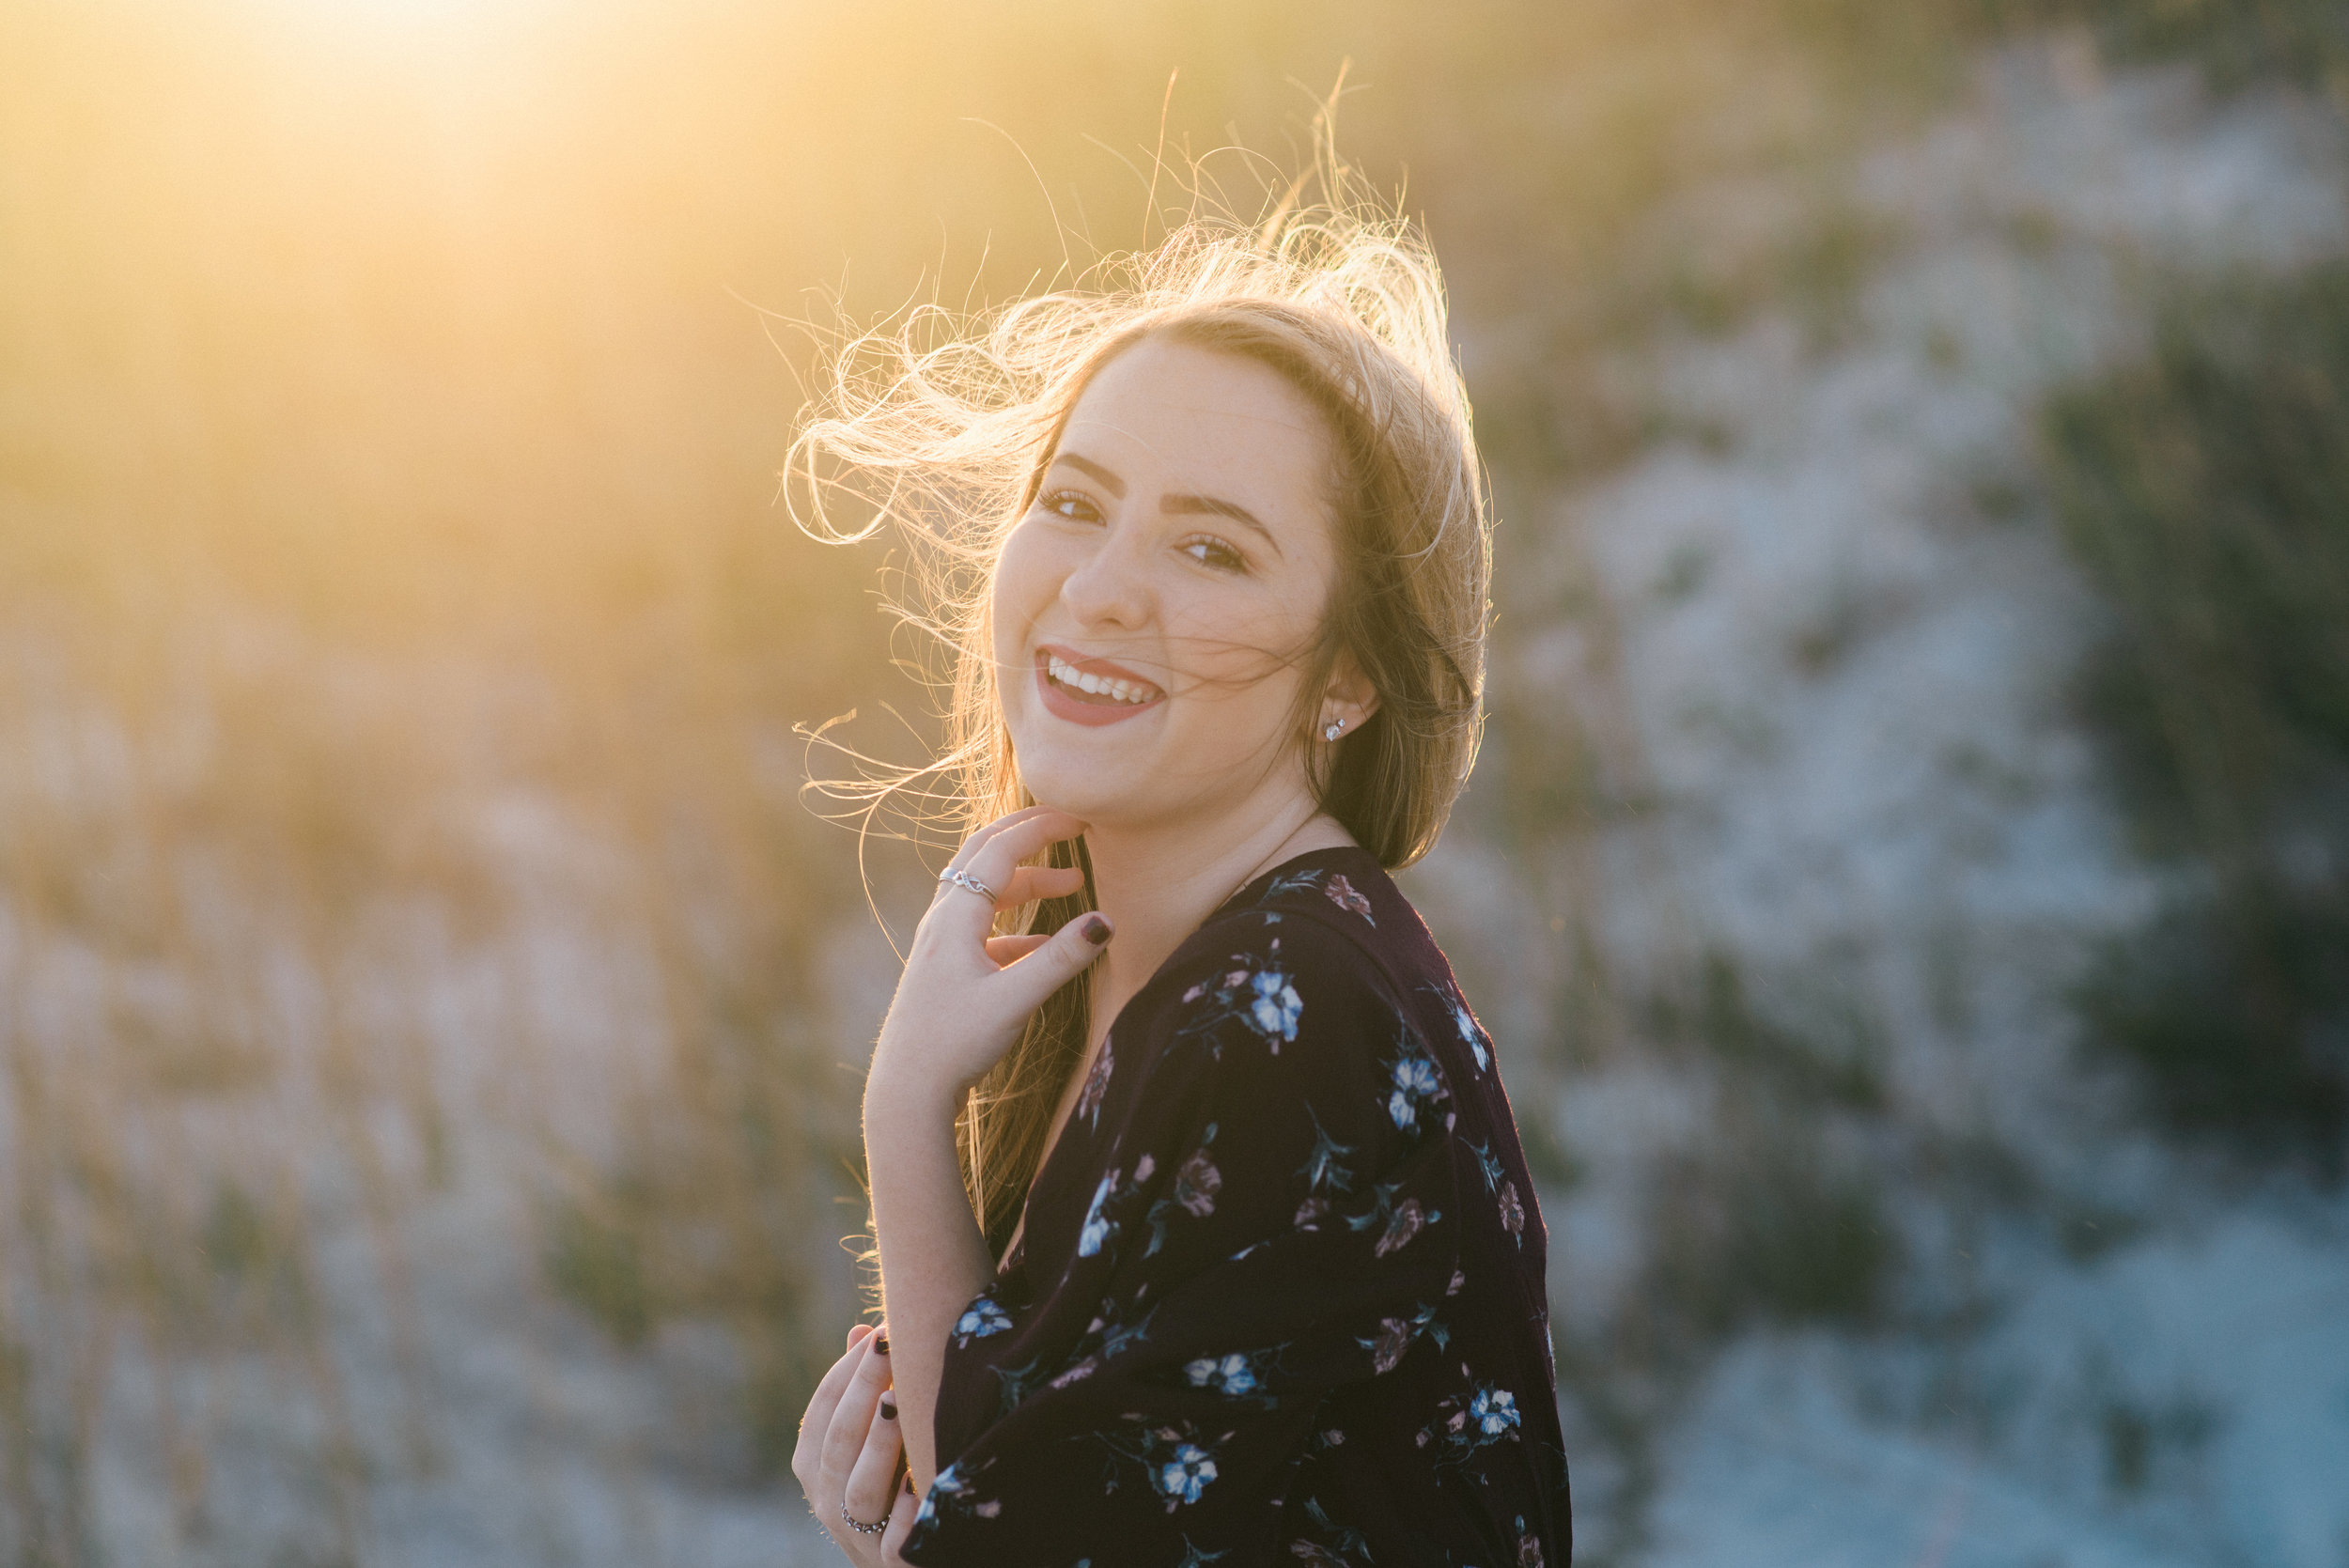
[788,145,1494,1258]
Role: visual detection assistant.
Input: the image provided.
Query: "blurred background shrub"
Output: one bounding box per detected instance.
[2047,262,2349,1172]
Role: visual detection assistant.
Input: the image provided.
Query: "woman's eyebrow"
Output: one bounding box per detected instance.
[1163,493,1283,557]
[1052,452,1127,499]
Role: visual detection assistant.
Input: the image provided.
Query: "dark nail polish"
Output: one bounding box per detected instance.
[874,1331,889,1356]
[1082,915,1112,945]
[879,1393,897,1421]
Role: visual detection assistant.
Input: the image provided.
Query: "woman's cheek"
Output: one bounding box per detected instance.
[1171,591,1312,691]
[993,522,1043,605]
[990,526,1052,655]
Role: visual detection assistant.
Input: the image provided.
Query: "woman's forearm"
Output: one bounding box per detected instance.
[863,1077,994,1491]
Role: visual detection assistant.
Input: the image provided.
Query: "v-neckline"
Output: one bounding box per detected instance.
[992,844,1380,1273]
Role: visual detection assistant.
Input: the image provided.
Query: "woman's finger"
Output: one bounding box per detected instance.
[880,1471,921,1566]
[841,1387,907,1541]
[941,804,1060,875]
[983,933,1051,966]
[994,863,1085,909]
[993,906,1115,1016]
[926,815,1086,938]
[819,1330,894,1489]
[793,1325,879,1489]
[959,811,1088,902]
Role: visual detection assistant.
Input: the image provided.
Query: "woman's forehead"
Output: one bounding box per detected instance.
[1057,338,1332,506]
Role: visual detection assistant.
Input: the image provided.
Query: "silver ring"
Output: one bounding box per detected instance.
[939,868,997,903]
[841,1498,889,1536]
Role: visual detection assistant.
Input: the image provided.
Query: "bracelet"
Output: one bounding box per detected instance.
[841,1498,890,1536]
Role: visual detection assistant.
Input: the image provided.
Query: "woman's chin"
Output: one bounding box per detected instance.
[1015,763,1141,827]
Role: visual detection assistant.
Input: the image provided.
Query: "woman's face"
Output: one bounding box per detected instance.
[991,334,1345,833]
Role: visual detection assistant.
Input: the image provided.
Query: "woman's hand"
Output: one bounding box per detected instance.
[858,808,1105,1493]
[794,1324,920,1564]
[865,807,1111,1113]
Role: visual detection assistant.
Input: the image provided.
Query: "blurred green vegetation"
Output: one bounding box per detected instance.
[2046,263,2349,1173]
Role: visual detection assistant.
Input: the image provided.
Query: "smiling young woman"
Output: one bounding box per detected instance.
[784,164,1570,1567]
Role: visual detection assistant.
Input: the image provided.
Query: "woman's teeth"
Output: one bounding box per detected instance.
[1046,654,1157,706]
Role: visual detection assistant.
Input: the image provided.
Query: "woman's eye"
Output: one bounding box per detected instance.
[1180,536,1248,573]
[1038,489,1102,524]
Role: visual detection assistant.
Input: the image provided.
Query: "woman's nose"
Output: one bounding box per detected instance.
[1057,522,1153,630]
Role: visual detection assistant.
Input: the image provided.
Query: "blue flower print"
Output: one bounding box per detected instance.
[1249,970,1302,1044]
[1183,1351,1260,1398]
[1416,1380,1525,1467]
[1470,1385,1521,1438]
[910,1455,1001,1541]
[1388,1056,1441,1129]
[1175,939,1303,1056]
[1422,982,1491,1073]
[1379,1023,1451,1136]
[1078,1172,1117,1258]
[1077,1156,1153,1260]
[1097,1421,1224,1513]
[1156,1442,1218,1505]
[953,1294,1014,1347]
[1453,996,1489,1072]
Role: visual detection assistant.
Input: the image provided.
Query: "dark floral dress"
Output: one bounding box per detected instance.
[900,846,1571,1568]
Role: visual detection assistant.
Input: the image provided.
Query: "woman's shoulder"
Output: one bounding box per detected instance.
[1146,846,1498,1089]
[1092,848,1462,1153]
[1161,847,1382,977]
[1179,846,1440,986]
[1114,847,1446,1078]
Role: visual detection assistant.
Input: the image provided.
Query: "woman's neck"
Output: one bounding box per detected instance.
[1079,796,1357,1048]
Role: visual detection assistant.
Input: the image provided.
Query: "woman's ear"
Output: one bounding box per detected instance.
[1318,651,1380,737]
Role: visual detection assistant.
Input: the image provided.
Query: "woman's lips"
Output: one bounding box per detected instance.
[1034,647,1165,727]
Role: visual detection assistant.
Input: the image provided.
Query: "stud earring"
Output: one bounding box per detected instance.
[1323,718,1346,741]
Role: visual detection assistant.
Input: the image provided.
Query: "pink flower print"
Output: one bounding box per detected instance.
[1322,874,1375,924]
[1368,1316,1413,1374]
[1075,1032,1115,1126]
[1518,1531,1544,1568]
[1294,1194,1330,1229]
[1498,1181,1524,1243]
[1374,1197,1427,1258]
[1175,1147,1221,1218]
[1050,1357,1099,1389]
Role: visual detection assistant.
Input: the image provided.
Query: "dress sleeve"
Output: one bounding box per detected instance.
[900,912,1463,1566]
